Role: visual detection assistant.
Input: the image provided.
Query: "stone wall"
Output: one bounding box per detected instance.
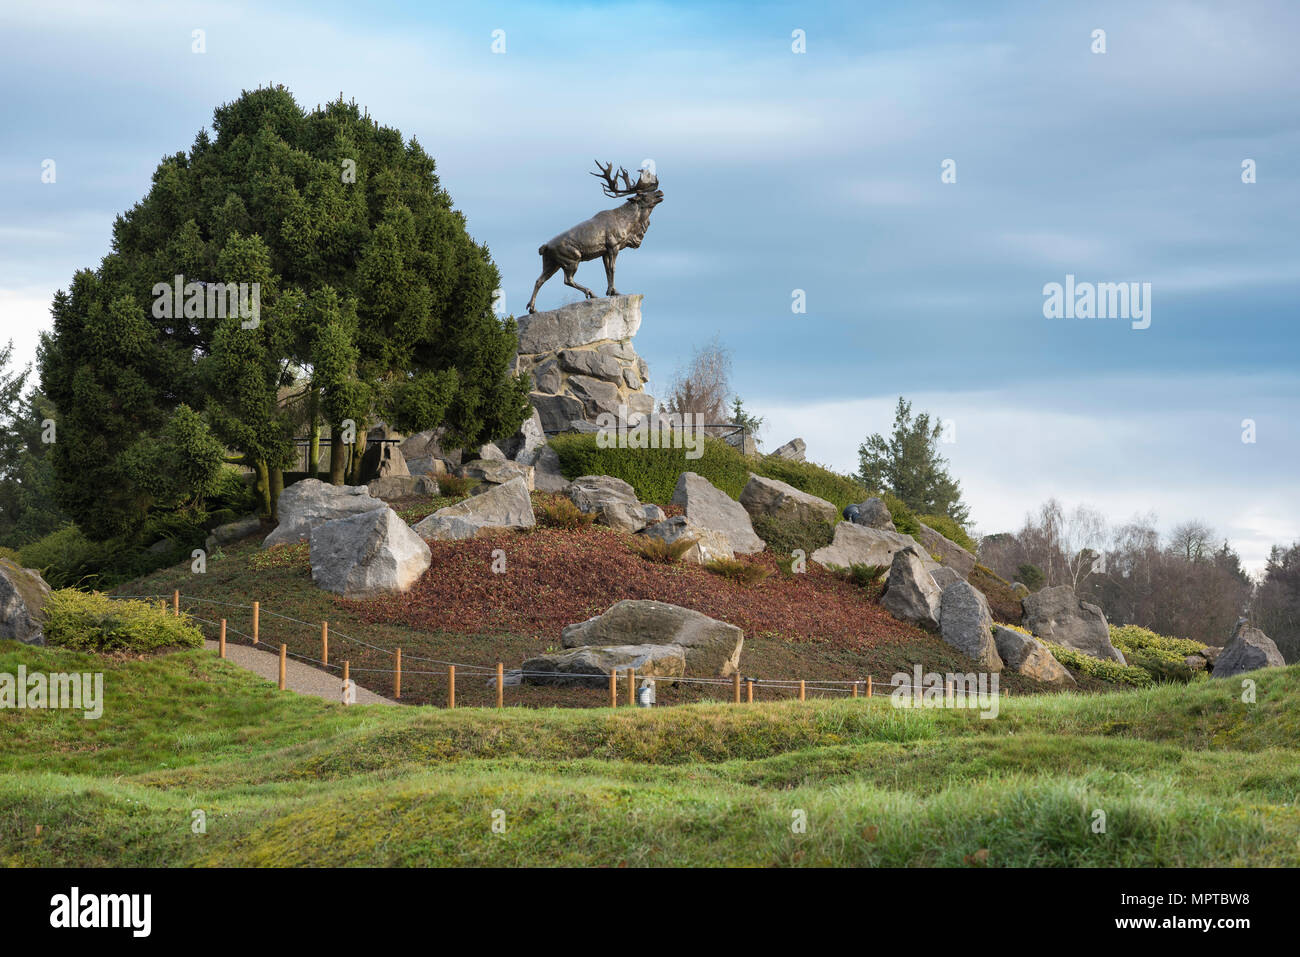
[514,295,654,431]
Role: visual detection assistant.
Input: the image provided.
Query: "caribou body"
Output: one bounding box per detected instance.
[526,161,664,313]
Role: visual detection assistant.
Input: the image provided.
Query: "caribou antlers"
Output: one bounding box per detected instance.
[590,159,656,197]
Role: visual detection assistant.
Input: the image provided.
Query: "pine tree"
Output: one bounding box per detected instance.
[856,396,970,525]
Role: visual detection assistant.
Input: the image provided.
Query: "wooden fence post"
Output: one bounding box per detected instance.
[496,662,504,708]
[746,679,754,704]
[394,648,402,699]
[798,679,806,702]
[733,672,741,704]
[448,665,455,709]
[321,621,328,667]
[278,644,286,690]
[252,600,259,645]
[172,589,179,617]
[626,668,636,707]
[608,669,617,708]
[219,619,226,658]
[852,680,859,698]
[867,675,873,698]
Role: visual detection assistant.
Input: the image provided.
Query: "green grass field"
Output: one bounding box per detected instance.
[3,642,1297,866]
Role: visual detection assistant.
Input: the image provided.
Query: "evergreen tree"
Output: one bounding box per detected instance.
[40,85,529,534]
[856,396,970,525]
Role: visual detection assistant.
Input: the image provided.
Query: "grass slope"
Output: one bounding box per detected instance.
[3,643,1297,867]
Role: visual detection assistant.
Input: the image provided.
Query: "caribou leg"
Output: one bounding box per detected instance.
[527,259,560,313]
[562,263,596,299]
[602,247,620,297]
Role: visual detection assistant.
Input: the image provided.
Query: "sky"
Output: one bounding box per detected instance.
[1,0,1297,572]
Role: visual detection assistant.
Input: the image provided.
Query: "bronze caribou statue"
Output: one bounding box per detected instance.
[526,160,664,313]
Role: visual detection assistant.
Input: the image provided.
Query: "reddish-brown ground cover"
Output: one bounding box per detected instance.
[347,525,925,652]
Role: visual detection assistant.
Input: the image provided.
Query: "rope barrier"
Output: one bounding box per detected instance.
[111,591,1004,707]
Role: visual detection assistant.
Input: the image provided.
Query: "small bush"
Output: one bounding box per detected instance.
[629,535,697,563]
[827,562,887,589]
[750,514,834,559]
[703,557,772,585]
[1016,563,1045,591]
[535,495,597,530]
[436,474,475,498]
[44,589,204,654]
[1042,640,1153,687]
[550,433,752,504]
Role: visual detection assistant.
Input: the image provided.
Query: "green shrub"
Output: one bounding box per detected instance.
[916,513,976,553]
[550,433,751,504]
[749,514,834,559]
[826,562,887,589]
[18,525,117,589]
[44,589,204,654]
[1016,563,1045,591]
[535,495,597,530]
[882,494,920,536]
[1110,625,1208,684]
[1042,640,1153,687]
[703,557,771,585]
[436,474,475,498]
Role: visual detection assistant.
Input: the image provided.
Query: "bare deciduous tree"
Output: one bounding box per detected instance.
[662,337,732,423]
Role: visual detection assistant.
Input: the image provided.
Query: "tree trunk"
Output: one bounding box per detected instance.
[347,428,368,486]
[307,389,321,478]
[254,460,271,518]
[269,467,284,520]
[328,428,348,485]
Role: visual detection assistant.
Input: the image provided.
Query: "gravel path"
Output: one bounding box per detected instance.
[204,640,397,705]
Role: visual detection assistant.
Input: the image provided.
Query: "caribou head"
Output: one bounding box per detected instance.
[526,160,664,313]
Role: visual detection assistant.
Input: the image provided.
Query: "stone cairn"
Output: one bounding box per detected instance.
[514,295,654,432]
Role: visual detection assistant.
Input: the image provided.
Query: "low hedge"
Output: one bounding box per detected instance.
[1042,640,1154,688]
[44,589,204,654]
[1109,624,1209,684]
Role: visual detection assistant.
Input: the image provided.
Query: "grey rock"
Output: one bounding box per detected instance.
[558,348,624,382]
[0,558,51,646]
[993,624,1074,687]
[565,474,646,532]
[771,438,806,462]
[530,392,586,432]
[309,507,431,599]
[739,474,838,526]
[811,522,938,572]
[930,566,963,591]
[1213,623,1285,678]
[1185,654,1207,672]
[405,455,449,478]
[625,392,655,415]
[500,408,546,466]
[531,358,562,394]
[643,504,666,524]
[1022,585,1125,664]
[568,374,623,418]
[516,295,643,354]
[522,643,685,687]
[399,429,461,468]
[724,431,759,457]
[478,443,506,462]
[939,581,1003,671]
[916,523,976,579]
[561,599,744,677]
[1011,581,1031,598]
[264,479,386,548]
[359,442,409,483]
[204,513,264,553]
[413,476,536,540]
[639,516,734,565]
[881,546,942,630]
[532,445,569,493]
[457,458,535,491]
[367,475,440,500]
[671,472,765,555]
[847,497,894,530]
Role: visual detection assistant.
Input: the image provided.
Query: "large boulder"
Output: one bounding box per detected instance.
[399,428,461,468]
[639,516,734,565]
[517,295,643,353]
[880,546,942,630]
[844,497,894,530]
[930,566,963,591]
[0,559,51,646]
[1021,585,1125,663]
[405,455,448,478]
[522,643,686,687]
[739,474,838,525]
[532,445,569,493]
[359,442,408,483]
[671,472,765,555]
[771,438,806,462]
[529,392,586,432]
[457,458,535,491]
[565,475,646,533]
[915,523,976,579]
[203,513,263,553]
[413,476,536,540]
[1213,623,1285,678]
[724,430,759,458]
[366,475,440,501]
[993,625,1075,687]
[309,508,431,599]
[811,522,937,572]
[561,599,744,677]
[264,479,385,548]
[499,408,547,466]
[939,581,1003,671]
